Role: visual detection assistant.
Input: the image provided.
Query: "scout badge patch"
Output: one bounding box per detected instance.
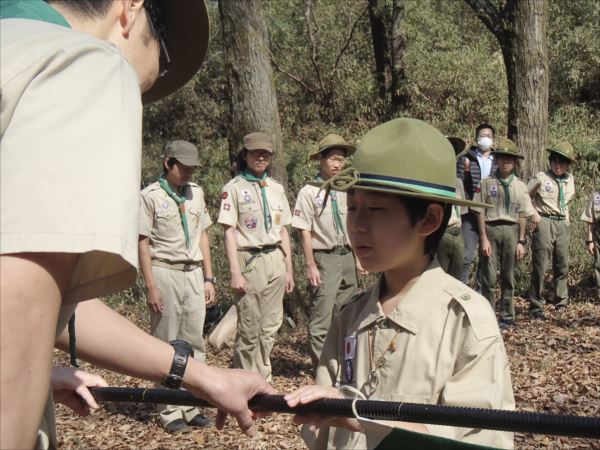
[244,215,258,229]
[490,184,498,197]
[241,189,252,203]
[544,180,553,193]
[344,335,356,383]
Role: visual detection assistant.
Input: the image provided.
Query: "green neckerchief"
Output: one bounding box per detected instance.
[316,174,345,238]
[241,170,272,232]
[1,0,70,27]
[549,171,568,215]
[496,170,515,214]
[158,176,191,250]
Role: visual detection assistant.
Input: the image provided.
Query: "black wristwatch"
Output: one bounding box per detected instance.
[163,340,194,389]
[204,276,217,285]
[518,240,527,246]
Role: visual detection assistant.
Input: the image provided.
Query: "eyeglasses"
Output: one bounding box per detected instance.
[144,0,171,78]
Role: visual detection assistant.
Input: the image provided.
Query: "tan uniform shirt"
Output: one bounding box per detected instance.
[527,171,575,221]
[306,260,515,449]
[139,181,212,263]
[218,175,292,249]
[581,191,600,224]
[292,184,350,249]
[447,179,466,228]
[471,176,535,223]
[1,19,142,302]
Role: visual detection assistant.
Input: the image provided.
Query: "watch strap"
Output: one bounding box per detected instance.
[163,340,193,389]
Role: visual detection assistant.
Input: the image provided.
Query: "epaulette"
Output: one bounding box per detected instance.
[141,181,161,195]
[443,276,499,341]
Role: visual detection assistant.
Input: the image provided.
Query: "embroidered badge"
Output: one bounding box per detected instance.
[275,214,281,226]
[241,189,252,203]
[244,215,258,229]
[315,194,324,207]
[544,181,553,193]
[222,192,228,200]
[223,203,231,211]
[294,209,301,216]
[344,359,353,383]
[490,185,498,197]
[161,201,169,210]
[594,193,600,205]
[344,336,356,361]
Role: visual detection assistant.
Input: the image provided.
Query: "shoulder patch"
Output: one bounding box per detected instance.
[443,278,499,341]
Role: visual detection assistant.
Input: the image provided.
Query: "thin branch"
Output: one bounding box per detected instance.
[330,4,369,80]
[269,50,317,96]
[463,0,504,42]
[303,0,326,95]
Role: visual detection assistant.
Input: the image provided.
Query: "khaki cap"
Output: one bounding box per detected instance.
[143,0,210,104]
[493,138,524,159]
[309,134,356,160]
[324,118,489,208]
[446,136,466,156]
[165,140,199,166]
[243,132,274,154]
[546,141,575,162]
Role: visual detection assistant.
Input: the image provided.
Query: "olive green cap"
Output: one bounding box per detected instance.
[446,136,466,156]
[165,140,199,166]
[309,134,356,160]
[324,118,489,208]
[243,132,274,154]
[546,141,575,162]
[493,138,523,159]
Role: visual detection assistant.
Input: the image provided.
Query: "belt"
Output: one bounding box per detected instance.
[243,245,281,255]
[445,226,461,236]
[152,260,202,272]
[540,213,566,221]
[314,246,352,255]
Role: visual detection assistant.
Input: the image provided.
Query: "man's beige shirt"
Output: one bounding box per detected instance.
[527,171,575,221]
[581,191,600,224]
[447,179,466,228]
[471,176,534,223]
[217,175,292,249]
[304,260,515,450]
[0,19,142,303]
[292,184,350,250]
[139,182,212,263]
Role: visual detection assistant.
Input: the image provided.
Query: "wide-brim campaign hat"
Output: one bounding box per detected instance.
[545,141,575,162]
[493,138,524,159]
[143,0,210,104]
[309,134,356,160]
[320,118,490,208]
[446,136,466,156]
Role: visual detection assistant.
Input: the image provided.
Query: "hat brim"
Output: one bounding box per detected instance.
[545,148,574,162]
[309,144,356,160]
[492,150,524,159]
[446,137,466,156]
[142,0,210,104]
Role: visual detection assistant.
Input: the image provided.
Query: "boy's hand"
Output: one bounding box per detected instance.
[306,263,321,287]
[587,241,595,256]
[529,213,541,231]
[145,286,164,314]
[516,242,526,260]
[51,367,108,417]
[284,385,361,432]
[285,272,295,293]
[230,272,248,294]
[480,237,492,257]
[204,281,216,305]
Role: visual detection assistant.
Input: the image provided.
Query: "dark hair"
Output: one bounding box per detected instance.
[397,197,451,255]
[162,157,177,175]
[46,0,113,18]
[231,148,272,176]
[548,153,570,165]
[475,123,495,138]
[320,148,347,159]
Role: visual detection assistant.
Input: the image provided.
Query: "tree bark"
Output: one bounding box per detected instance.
[390,0,408,110]
[464,0,549,180]
[219,0,286,184]
[367,0,391,100]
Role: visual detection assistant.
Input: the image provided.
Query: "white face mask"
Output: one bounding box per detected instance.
[477,137,493,150]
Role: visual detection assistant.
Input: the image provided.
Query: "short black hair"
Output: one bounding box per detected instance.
[548,153,570,165]
[46,0,113,19]
[320,148,347,159]
[398,196,451,255]
[162,157,177,175]
[475,123,495,138]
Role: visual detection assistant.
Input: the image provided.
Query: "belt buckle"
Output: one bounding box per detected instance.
[183,263,192,272]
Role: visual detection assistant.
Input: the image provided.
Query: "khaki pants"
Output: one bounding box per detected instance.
[233,249,286,380]
[437,227,463,281]
[149,265,206,426]
[529,216,570,314]
[309,249,358,367]
[480,222,519,319]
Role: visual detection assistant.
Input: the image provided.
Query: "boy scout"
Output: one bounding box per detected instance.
[527,142,576,319]
[0,1,273,448]
[436,137,467,280]
[581,190,600,298]
[471,139,536,327]
[292,134,360,367]
[218,132,295,381]
[139,140,215,432]
[285,118,514,449]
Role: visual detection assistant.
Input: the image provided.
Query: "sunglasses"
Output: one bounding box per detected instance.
[144,0,171,77]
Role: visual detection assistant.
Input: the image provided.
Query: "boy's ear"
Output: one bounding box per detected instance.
[418,203,445,238]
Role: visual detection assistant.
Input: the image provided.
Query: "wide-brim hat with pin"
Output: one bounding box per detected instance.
[142,0,210,104]
[493,138,524,159]
[321,118,490,208]
[546,141,575,162]
[446,136,466,156]
[309,134,356,160]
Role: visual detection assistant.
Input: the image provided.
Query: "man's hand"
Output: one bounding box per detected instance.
[529,213,541,231]
[480,237,492,257]
[51,367,108,417]
[204,281,216,305]
[306,263,321,287]
[285,272,295,294]
[145,286,164,314]
[230,272,248,294]
[516,242,526,260]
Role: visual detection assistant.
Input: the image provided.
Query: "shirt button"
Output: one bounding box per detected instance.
[460,294,470,301]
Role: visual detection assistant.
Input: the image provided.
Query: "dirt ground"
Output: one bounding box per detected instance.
[55,296,600,450]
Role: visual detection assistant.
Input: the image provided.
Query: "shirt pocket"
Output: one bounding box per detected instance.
[155,208,179,234]
[270,203,285,228]
[188,206,203,230]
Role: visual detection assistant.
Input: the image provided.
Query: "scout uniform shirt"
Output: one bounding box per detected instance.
[306,259,515,450]
[471,174,535,222]
[139,182,212,263]
[581,191,600,227]
[292,184,350,249]
[447,180,466,229]
[217,175,292,248]
[527,171,575,221]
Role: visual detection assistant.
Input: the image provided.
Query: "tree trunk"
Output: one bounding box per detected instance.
[219,0,286,184]
[367,0,391,100]
[390,0,408,111]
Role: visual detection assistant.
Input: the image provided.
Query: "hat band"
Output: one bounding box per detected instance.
[359,173,456,198]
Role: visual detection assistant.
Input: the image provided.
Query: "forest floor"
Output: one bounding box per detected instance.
[55,295,600,450]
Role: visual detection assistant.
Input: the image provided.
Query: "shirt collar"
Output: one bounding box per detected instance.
[0,0,70,28]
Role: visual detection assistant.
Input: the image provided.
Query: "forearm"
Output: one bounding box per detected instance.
[138,237,156,289]
[587,223,594,242]
[299,229,316,266]
[224,226,242,275]
[476,212,487,240]
[518,218,527,241]
[56,298,172,383]
[199,231,214,278]
[280,226,294,273]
